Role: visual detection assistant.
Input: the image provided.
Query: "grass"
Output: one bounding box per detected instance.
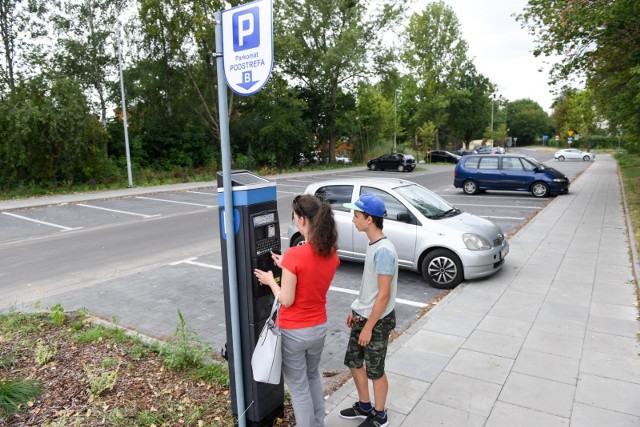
[0,305,240,425]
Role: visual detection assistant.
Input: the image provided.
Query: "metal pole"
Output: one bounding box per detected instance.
[214,12,247,427]
[117,20,133,188]
[393,90,397,153]
[491,97,494,132]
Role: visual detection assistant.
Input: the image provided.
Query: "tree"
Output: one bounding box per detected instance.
[352,83,394,160]
[0,75,109,188]
[51,0,124,125]
[518,0,640,150]
[275,0,405,162]
[445,63,491,147]
[0,0,48,94]
[506,99,551,145]
[402,1,469,149]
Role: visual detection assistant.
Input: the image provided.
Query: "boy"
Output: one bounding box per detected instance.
[340,194,398,427]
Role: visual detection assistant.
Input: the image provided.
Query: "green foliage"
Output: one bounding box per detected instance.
[49,303,65,326]
[191,364,229,387]
[0,309,42,337]
[0,378,43,417]
[519,0,640,154]
[34,341,56,366]
[0,76,111,189]
[158,309,211,370]
[84,363,119,399]
[506,99,551,145]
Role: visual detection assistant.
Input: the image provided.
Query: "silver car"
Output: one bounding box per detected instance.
[287,178,509,289]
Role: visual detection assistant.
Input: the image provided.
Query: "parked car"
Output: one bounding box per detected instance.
[554,148,595,161]
[425,150,461,164]
[454,154,570,198]
[454,149,475,156]
[474,146,504,155]
[335,155,352,164]
[367,153,416,172]
[287,178,509,289]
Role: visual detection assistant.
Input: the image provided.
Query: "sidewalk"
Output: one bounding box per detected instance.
[325,154,640,426]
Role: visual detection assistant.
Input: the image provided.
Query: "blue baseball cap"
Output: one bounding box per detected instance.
[343,194,386,218]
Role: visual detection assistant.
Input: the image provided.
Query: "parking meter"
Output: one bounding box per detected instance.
[217,170,284,426]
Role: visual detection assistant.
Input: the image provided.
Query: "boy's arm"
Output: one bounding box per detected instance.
[357,274,391,346]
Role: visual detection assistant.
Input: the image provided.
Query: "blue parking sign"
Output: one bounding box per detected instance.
[222,0,273,96]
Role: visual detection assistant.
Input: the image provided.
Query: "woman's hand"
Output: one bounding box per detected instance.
[254,269,275,287]
[271,251,283,268]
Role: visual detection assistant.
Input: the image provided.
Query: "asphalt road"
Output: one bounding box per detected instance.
[0,148,592,389]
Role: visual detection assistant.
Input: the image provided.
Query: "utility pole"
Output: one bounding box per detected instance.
[117,19,133,188]
[393,89,400,153]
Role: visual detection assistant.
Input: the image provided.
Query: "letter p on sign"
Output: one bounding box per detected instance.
[233,7,260,51]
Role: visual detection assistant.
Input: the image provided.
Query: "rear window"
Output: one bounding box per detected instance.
[478,157,499,170]
[314,185,353,212]
[463,157,480,169]
[502,157,524,171]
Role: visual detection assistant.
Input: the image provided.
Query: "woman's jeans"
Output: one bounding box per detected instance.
[281,323,327,427]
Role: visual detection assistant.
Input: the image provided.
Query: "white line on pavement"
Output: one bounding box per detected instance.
[136,196,215,208]
[170,257,428,308]
[2,212,83,231]
[187,191,215,195]
[329,286,427,308]
[77,203,160,218]
[480,215,526,220]
[454,203,541,209]
[170,258,223,270]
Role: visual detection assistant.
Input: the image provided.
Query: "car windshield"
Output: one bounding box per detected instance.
[395,184,458,219]
[523,156,545,170]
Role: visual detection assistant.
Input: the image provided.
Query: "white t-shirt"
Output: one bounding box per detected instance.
[351,237,398,318]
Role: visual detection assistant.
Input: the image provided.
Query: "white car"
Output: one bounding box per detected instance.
[287,178,508,289]
[554,148,595,161]
[335,155,352,164]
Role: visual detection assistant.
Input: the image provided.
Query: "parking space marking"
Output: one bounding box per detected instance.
[441,194,544,201]
[170,258,223,270]
[275,183,309,188]
[77,203,160,218]
[187,191,215,195]
[454,203,540,209]
[329,286,427,308]
[278,191,299,195]
[480,215,526,220]
[136,196,215,208]
[2,212,83,231]
[168,257,428,308]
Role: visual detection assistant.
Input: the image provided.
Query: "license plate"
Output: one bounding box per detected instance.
[501,246,509,259]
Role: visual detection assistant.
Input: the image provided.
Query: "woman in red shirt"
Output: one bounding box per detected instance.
[254,194,339,427]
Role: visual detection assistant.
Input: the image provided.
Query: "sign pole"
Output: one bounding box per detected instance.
[214,11,247,427]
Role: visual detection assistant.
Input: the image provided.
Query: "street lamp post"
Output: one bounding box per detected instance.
[394,89,400,153]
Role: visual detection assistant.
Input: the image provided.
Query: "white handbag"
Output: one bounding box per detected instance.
[251,292,282,384]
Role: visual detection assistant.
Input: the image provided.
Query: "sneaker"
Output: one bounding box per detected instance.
[339,402,373,420]
[357,411,389,427]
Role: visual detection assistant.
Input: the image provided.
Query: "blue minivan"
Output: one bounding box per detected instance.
[454,154,570,198]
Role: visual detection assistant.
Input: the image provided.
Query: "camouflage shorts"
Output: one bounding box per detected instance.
[344,310,396,380]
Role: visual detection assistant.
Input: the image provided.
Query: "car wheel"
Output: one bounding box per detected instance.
[583,155,590,161]
[558,156,565,162]
[531,182,550,198]
[421,249,463,289]
[291,234,306,247]
[371,163,378,171]
[397,165,405,172]
[462,180,479,195]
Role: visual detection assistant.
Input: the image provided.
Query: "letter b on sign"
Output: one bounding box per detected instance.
[233,7,260,51]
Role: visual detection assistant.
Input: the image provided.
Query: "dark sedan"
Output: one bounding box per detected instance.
[367,153,416,172]
[425,150,461,164]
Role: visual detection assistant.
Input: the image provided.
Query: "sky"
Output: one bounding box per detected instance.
[405,0,558,113]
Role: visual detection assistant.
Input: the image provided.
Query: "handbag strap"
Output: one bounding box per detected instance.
[269,291,281,321]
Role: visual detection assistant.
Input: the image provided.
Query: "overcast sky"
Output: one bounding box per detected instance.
[406,0,558,113]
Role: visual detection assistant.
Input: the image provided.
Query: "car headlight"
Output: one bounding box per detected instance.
[463,233,492,250]
[553,178,565,182]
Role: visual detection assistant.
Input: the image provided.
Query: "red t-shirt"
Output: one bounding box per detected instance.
[279,243,340,329]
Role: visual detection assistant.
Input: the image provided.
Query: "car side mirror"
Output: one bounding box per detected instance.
[396,212,414,224]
